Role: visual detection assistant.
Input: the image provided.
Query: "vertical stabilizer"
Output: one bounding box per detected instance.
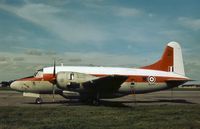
[141,41,185,76]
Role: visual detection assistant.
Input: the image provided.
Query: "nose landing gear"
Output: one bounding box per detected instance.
[35,97,43,104]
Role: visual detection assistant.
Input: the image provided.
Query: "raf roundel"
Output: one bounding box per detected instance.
[147,76,156,84]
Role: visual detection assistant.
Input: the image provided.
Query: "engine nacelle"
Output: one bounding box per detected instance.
[59,90,80,99]
[56,72,97,90]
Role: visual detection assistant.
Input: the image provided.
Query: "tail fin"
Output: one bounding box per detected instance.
[141,41,185,76]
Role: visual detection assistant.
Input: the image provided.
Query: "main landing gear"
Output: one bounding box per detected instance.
[80,98,100,106]
[92,93,100,106]
[35,97,43,104]
[81,93,101,106]
[91,98,100,106]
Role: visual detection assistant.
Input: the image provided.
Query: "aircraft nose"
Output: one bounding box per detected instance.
[10,81,20,90]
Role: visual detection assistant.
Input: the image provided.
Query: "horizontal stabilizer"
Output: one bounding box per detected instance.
[166,79,190,88]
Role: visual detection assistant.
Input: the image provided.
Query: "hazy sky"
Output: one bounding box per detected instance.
[0,0,199,81]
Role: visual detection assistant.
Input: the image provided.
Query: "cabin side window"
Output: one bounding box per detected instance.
[68,73,74,80]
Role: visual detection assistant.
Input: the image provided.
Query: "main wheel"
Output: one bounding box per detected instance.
[92,99,100,106]
[35,98,43,104]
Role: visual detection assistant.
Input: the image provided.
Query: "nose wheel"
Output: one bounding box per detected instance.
[35,97,43,104]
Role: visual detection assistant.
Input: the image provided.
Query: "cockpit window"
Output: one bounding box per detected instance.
[34,69,43,78]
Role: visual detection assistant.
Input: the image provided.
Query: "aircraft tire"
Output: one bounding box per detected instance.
[35,98,43,104]
[92,99,100,106]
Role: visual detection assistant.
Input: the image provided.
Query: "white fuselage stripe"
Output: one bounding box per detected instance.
[43,66,188,79]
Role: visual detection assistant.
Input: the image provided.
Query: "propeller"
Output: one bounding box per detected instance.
[53,60,56,77]
[52,60,56,102]
[0,80,14,88]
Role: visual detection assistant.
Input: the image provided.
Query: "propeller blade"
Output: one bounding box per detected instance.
[0,81,14,87]
[52,60,56,102]
[53,60,56,77]
[52,84,55,102]
[51,59,57,84]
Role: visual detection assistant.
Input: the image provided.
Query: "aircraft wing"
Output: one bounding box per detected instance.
[82,75,128,94]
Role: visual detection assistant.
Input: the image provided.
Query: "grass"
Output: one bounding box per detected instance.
[0,105,200,129]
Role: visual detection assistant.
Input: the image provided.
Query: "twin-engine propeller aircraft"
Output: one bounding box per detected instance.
[10,41,190,105]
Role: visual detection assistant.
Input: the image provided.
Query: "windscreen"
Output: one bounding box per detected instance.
[34,69,43,77]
